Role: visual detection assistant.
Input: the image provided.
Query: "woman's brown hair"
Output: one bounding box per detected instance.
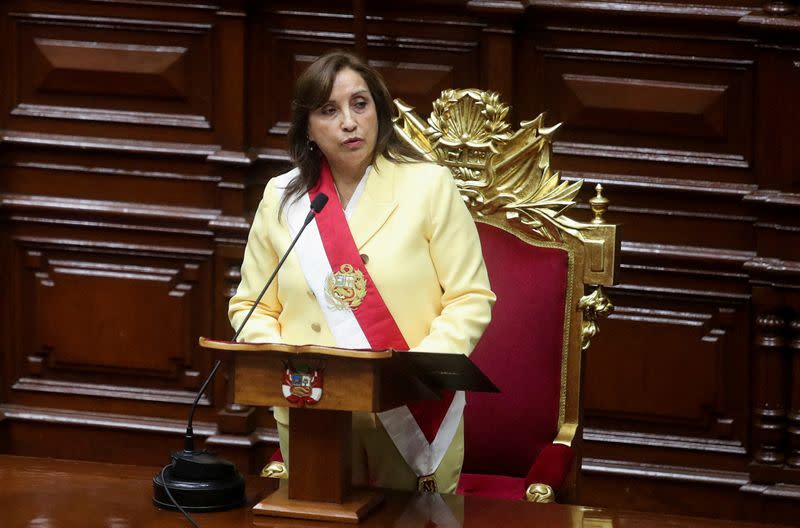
[281,50,423,212]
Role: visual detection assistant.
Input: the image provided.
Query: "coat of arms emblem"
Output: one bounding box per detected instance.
[325,263,367,310]
[282,366,323,406]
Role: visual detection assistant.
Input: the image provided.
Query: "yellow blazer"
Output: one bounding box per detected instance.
[229,155,495,425]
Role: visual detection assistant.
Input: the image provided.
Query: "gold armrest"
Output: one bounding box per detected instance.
[525,483,555,503]
[261,461,288,479]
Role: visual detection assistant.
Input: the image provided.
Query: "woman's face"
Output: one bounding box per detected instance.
[307,67,378,177]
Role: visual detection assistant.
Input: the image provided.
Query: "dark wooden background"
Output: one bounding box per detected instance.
[1,0,799,524]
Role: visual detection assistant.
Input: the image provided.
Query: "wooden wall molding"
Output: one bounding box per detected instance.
[565,171,757,196]
[741,481,800,500]
[10,235,214,259]
[11,104,210,130]
[466,0,525,15]
[0,403,216,436]
[0,130,219,158]
[583,457,749,487]
[584,428,747,455]
[532,47,755,71]
[529,1,756,21]
[745,258,800,281]
[744,189,800,206]
[608,283,750,302]
[208,215,251,244]
[621,241,754,268]
[2,193,220,232]
[739,10,800,31]
[556,142,750,168]
[12,159,221,186]
[10,378,210,407]
[7,11,213,32]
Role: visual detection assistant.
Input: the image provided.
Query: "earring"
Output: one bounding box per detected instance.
[307,139,316,152]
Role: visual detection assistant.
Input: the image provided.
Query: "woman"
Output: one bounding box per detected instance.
[228,51,495,492]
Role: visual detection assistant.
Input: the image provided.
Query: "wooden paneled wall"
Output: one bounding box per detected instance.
[1,0,799,523]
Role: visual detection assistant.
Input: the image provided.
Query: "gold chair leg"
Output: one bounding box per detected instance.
[525,483,555,503]
[261,461,288,479]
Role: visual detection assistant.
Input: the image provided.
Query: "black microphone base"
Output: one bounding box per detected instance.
[152,450,245,512]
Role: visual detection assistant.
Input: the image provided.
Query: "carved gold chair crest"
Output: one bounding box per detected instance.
[393,89,619,502]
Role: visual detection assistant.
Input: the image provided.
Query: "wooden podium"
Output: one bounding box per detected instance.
[199,337,497,523]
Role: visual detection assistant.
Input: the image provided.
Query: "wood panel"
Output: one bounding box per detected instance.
[0,0,257,469]
[5,2,217,143]
[16,243,206,382]
[585,301,745,430]
[1,0,800,525]
[517,1,800,522]
[526,23,755,175]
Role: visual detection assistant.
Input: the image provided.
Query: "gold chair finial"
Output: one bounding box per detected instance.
[590,183,609,225]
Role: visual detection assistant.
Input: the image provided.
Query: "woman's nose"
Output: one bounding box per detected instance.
[340,110,356,131]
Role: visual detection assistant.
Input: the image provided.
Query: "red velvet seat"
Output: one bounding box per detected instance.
[457,223,573,501]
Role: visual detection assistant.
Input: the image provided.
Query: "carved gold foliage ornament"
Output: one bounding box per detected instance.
[428,89,512,152]
[578,286,614,350]
[393,89,585,241]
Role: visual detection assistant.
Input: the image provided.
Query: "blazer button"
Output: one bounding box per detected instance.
[360,253,369,264]
[311,323,321,332]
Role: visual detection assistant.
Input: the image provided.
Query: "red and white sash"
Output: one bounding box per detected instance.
[276,160,465,478]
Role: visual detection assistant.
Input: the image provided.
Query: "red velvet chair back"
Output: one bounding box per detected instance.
[464,222,570,478]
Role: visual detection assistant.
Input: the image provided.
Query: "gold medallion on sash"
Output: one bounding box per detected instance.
[325,264,367,310]
[417,474,438,492]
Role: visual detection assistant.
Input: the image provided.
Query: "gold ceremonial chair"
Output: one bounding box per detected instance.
[393,89,619,502]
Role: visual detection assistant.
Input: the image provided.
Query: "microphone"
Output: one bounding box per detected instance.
[309,192,329,215]
[153,193,329,517]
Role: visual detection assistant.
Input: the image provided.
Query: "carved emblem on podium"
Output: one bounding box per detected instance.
[282,366,324,406]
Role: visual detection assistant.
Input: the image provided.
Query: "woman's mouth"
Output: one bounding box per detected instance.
[343,137,363,148]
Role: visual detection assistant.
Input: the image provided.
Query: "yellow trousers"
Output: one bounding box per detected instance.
[277,415,464,493]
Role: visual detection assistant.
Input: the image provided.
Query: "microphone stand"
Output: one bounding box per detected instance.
[153,194,328,517]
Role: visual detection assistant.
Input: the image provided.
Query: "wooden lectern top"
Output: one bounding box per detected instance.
[199,337,498,414]
[199,337,393,359]
[200,337,430,413]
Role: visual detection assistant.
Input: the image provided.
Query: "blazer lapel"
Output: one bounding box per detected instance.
[349,155,398,250]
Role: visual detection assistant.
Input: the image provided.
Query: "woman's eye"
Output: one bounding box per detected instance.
[320,106,336,116]
[353,100,368,110]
